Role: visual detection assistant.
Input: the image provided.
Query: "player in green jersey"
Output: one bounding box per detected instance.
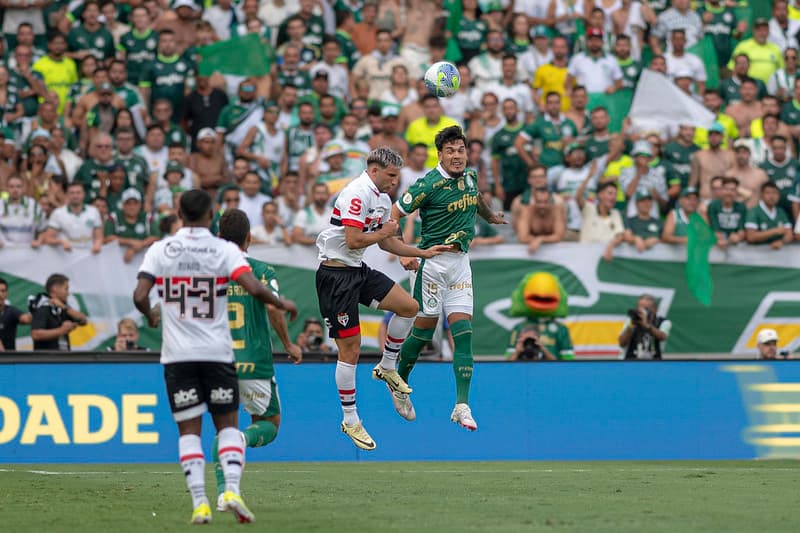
[377,126,505,431]
[212,208,302,512]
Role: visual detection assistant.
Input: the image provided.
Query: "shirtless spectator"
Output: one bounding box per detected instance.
[515,166,567,255]
[350,29,408,102]
[725,79,763,137]
[726,141,768,207]
[400,0,441,79]
[155,0,199,54]
[690,123,735,201]
[188,128,230,198]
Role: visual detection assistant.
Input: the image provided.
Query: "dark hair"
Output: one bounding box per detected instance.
[501,53,517,62]
[671,28,686,36]
[529,164,548,176]
[468,138,484,150]
[297,101,314,112]
[615,34,631,43]
[146,124,165,135]
[17,22,33,32]
[375,28,392,39]
[545,91,561,101]
[572,85,587,94]
[159,29,175,38]
[591,106,608,114]
[179,189,213,223]
[761,181,780,193]
[285,14,305,27]
[47,31,67,43]
[772,134,788,144]
[319,94,336,105]
[168,141,185,150]
[0,276,7,288]
[218,208,250,247]
[159,214,178,236]
[721,176,740,187]
[597,181,617,194]
[429,35,447,49]
[45,273,69,293]
[420,93,439,104]
[411,143,428,152]
[703,88,721,97]
[66,181,84,191]
[435,125,466,152]
[335,9,353,27]
[741,77,758,88]
[321,34,338,46]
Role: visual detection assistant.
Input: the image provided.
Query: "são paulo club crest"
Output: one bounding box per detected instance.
[337,312,349,327]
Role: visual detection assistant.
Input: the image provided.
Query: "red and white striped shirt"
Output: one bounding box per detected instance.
[316,171,392,267]
[137,227,251,364]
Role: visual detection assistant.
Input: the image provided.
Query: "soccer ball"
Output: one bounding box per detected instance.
[425,61,461,98]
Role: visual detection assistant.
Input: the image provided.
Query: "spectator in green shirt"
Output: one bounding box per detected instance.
[708,176,747,249]
[745,181,793,248]
[104,188,159,262]
[623,192,664,253]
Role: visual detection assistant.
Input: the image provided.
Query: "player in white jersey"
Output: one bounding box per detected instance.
[133,189,297,525]
[315,147,450,451]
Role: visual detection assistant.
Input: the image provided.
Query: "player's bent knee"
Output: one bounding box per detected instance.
[397,299,419,318]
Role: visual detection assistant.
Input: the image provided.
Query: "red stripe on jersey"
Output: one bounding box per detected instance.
[333,207,341,216]
[387,335,404,343]
[180,453,205,462]
[341,219,364,229]
[171,277,191,283]
[364,217,373,224]
[216,277,229,284]
[338,389,356,395]
[338,325,361,338]
[231,265,253,281]
[218,447,244,455]
[155,277,163,285]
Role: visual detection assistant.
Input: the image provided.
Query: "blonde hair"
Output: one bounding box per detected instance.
[118,318,137,333]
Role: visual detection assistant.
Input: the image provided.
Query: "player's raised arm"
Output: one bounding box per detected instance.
[477,191,507,224]
[344,218,399,249]
[378,233,452,258]
[237,271,298,321]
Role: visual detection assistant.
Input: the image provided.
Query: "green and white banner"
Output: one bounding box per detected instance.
[3,243,799,356]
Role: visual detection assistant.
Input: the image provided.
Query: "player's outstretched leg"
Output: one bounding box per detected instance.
[373,313,415,394]
[449,319,477,431]
[179,433,212,524]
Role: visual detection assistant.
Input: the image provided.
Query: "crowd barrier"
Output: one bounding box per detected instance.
[3,242,800,356]
[2,359,799,463]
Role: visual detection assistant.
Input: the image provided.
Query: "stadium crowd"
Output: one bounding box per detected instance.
[0,0,796,261]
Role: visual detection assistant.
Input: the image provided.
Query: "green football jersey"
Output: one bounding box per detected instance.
[697,4,737,66]
[335,29,360,69]
[397,167,480,252]
[228,257,280,380]
[138,54,194,118]
[457,17,487,55]
[490,123,527,194]
[617,57,642,90]
[118,153,151,191]
[584,135,610,162]
[520,115,578,168]
[760,157,800,214]
[505,317,574,360]
[721,77,767,104]
[625,215,663,239]
[104,209,157,239]
[780,100,800,125]
[67,25,115,61]
[114,82,144,108]
[745,202,792,243]
[707,200,746,236]
[662,141,700,188]
[286,126,315,172]
[118,29,159,85]
[74,159,119,201]
[277,68,311,95]
[10,70,44,117]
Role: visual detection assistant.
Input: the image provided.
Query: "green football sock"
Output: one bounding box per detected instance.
[398,327,435,382]
[212,435,225,495]
[450,320,474,404]
[243,420,278,448]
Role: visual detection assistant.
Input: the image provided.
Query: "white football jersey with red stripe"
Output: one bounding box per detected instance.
[137,227,251,364]
[316,171,392,267]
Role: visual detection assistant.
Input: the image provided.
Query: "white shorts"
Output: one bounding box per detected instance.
[239,377,281,417]
[410,252,473,318]
[400,44,430,80]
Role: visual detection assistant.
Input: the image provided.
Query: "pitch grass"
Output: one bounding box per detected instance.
[2,461,800,532]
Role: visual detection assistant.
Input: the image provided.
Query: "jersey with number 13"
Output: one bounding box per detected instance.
[137,227,251,365]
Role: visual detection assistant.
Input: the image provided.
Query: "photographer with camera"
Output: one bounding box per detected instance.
[618,294,671,359]
[109,318,148,351]
[296,317,333,354]
[506,319,574,362]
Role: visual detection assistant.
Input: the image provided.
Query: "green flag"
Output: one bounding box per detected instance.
[686,213,717,306]
[688,36,719,90]
[198,34,273,77]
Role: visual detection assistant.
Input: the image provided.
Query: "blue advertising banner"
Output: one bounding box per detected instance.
[1,361,799,463]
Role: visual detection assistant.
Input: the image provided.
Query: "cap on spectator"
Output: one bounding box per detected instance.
[173,0,200,10]
[381,106,400,118]
[532,25,549,39]
[323,142,345,159]
[121,188,142,203]
[586,27,603,38]
[30,128,51,141]
[673,68,694,80]
[680,186,699,198]
[631,140,653,157]
[196,127,216,141]
[708,122,725,134]
[313,70,329,80]
[635,191,653,202]
[733,139,751,151]
[564,142,584,155]
[165,161,184,176]
[753,18,769,27]
[98,82,113,93]
[757,328,779,344]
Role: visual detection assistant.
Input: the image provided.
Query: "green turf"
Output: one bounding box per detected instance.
[1,461,799,532]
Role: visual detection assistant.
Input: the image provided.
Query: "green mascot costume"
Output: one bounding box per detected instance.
[505,272,575,360]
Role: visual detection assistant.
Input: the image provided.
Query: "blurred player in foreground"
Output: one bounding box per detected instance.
[315,147,451,451]
[212,208,303,510]
[133,190,297,524]
[382,125,506,431]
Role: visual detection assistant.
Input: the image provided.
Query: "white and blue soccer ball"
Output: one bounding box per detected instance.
[424,61,461,98]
